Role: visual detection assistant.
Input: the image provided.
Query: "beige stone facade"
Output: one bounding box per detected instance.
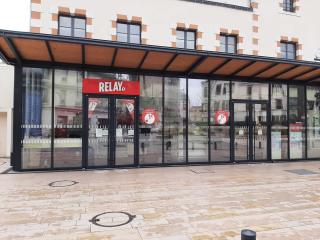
[0,64,13,158]
[29,0,320,61]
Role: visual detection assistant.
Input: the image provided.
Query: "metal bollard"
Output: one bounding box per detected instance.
[241,229,256,240]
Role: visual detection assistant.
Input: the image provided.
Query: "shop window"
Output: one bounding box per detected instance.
[164,77,187,163]
[53,70,83,168]
[210,80,230,162]
[188,79,209,163]
[289,85,306,159]
[21,68,53,169]
[139,76,163,164]
[59,15,86,37]
[117,22,141,44]
[271,84,288,160]
[307,86,320,158]
[280,42,296,60]
[232,82,268,100]
[176,29,196,49]
[283,0,294,12]
[220,34,237,53]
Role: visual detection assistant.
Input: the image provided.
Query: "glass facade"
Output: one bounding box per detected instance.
[271,84,288,160]
[188,79,209,162]
[139,76,163,164]
[210,81,230,161]
[164,77,187,163]
[18,67,320,170]
[22,68,52,169]
[54,70,83,168]
[87,97,109,167]
[307,86,320,158]
[289,86,306,159]
[232,82,269,100]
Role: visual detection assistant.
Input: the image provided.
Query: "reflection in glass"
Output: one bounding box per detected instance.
[164,78,187,163]
[85,71,138,82]
[54,70,82,168]
[115,98,135,165]
[232,82,268,100]
[88,98,109,167]
[22,68,52,169]
[210,81,230,162]
[271,84,288,160]
[307,86,320,158]
[253,103,267,160]
[289,86,306,159]
[234,103,249,161]
[139,76,163,164]
[188,79,208,162]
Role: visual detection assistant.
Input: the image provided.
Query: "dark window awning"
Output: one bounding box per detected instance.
[1,29,320,83]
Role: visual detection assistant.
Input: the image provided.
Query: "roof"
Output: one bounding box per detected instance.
[0,29,320,83]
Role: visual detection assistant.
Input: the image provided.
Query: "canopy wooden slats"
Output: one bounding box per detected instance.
[0,30,319,83]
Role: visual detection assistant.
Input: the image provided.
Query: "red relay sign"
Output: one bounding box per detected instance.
[83,78,140,96]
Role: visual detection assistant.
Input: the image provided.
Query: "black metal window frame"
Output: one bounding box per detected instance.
[220,34,237,54]
[283,0,295,12]
[176,29,197,50]
[58,14,87,38]
[12,64,320,171]
[280,41,297,60]
[116,21,141,44]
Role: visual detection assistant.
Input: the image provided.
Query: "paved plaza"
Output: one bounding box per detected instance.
[1,161,320,239]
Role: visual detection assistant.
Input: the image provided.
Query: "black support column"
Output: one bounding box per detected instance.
[12,66,23,170]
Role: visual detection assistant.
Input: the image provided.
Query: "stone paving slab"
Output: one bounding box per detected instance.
[0,157,11,174]
[0,162,320,239]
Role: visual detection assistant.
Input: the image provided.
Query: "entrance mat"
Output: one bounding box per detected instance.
[190,168,215,174]
[285,169,318,175]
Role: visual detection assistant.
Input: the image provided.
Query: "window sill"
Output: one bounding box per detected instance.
[180,0,253,12]
[279,10,300,17]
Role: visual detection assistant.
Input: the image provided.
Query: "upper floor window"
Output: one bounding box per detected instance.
[59,15,86,37]
[220,34,237,54]
[117,22,141,44]
[283,0,294,12]
[176,29,196,49]
[280,42,296,60]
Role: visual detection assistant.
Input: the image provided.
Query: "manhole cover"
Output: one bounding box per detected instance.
[48,180,79,187]
[190,168,215,174]
[89,211,136,227]
[285,169,318,176]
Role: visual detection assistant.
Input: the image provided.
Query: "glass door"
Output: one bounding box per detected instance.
[232,101,269,162]
[87,97,110,167]
[233,103,250,161]
[86,96,137,168]
[114,98,136,166]
[252,103,268,160]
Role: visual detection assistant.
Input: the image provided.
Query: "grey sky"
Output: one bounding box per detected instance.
[0,0,30,31]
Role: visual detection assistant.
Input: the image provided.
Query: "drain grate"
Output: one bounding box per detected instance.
[48,180,79,187]
[89,211,136,227]
[285,169,318,176]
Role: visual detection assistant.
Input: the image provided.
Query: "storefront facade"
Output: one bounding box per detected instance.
[0,30,320,171]
[19,68,320,170]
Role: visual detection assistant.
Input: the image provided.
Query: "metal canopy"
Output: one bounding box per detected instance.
[1,29,320,83]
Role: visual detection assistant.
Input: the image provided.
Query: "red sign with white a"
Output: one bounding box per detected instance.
[83,78,140,96]
[141,109,159,125]
[215,110,229,125]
